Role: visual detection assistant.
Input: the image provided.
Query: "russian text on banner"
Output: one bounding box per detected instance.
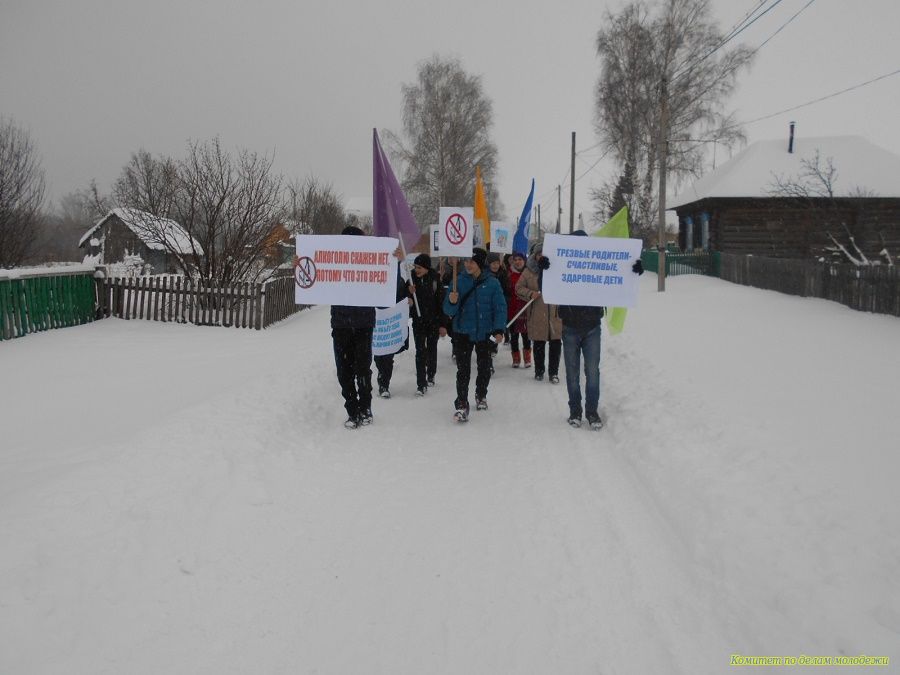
[540,233,642,308]
[372,300,410,356]
[294,234,399,307]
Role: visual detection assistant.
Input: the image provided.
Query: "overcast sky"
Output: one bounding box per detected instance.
[2,0,898,229]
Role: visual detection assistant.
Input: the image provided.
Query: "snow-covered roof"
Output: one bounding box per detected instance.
[670,136,900,209]
[80,208,203,255]
[78,224,100,248]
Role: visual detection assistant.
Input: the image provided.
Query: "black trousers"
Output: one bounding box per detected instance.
[412,324,439,388]
[453,333,494,407]
[332,326,373,418]
[509,330,531,353]
[532,339,562,377]
[375,354,394,390]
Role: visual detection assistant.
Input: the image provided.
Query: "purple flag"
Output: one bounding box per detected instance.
[373,128,421,251]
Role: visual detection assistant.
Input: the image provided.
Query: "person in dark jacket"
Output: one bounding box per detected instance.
[374,266,410,399]
[443,248,507,422]
[554,230,643,430]
[407,253,447,395]
[316,225,377,429]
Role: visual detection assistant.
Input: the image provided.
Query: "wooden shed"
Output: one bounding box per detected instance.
[79,208,203,274]
[670,135,900,262]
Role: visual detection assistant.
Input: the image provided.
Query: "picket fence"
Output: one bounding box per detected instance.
[1,268,303,341]
[718,254,900,316]
[97,274,301,329]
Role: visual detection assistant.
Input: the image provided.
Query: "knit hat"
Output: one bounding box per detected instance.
[341,225,365,236]
[486,252,501,265]
[511,251,526,261]
[470,247,488,270]
[413,253,432,270]
[530,241,543,256]
[572,229,588,237]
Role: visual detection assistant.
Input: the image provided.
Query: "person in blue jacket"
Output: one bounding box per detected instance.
[443,248,507,422]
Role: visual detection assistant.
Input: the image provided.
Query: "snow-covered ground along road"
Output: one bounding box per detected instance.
[1,274,898,674]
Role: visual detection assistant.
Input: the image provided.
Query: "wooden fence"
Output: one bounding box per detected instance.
[98,274,303,329]
[719,254,900,316]
[0,269,97,341]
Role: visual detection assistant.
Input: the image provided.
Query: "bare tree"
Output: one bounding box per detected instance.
[386,54,503,227]
[0,118,46,267]
[113,149,178,217]
[769,152,889,266]
[37,187,109,262]
[110,138,286,284]
[593,0,753,238]
[285,176,350,235]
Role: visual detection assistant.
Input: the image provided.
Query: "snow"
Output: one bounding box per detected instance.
[1,275,898,673]
[0,263,98,279]
[80,208,203,255]
[670,135,900,207]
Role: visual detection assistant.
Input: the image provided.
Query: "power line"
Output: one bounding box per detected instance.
[741,67,900,126]
[671,0,785,84]
[744,0,817,61]
[677,66,900,156]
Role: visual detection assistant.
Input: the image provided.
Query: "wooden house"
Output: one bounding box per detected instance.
[669,135,900,261]
[79,208,203,274]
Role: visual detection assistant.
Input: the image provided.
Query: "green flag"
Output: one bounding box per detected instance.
[593,206,630,334]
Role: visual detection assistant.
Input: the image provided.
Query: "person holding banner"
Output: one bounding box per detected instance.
[407,253,447,395]
[443,248,507,423]
[552,230,643,430]
[515,242,562,384]
[328,225,377,429]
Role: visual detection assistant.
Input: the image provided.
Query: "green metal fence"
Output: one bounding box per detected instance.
[641,250,720,277]
[0,270,97,341]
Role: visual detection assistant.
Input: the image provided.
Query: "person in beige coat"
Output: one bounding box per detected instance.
[515,242,563,383]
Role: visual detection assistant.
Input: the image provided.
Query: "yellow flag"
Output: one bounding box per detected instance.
[474,166,491,246]
[593,206,630,334]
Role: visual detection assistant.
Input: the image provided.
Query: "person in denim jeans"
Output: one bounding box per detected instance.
[555,230,643,430]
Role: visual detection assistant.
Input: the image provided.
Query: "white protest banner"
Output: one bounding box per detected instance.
[429,224,440,255]
[540,234,643,308]
[437,207,474,258]
[372,300,410,356]
[294,234,398,307]
[490,221,512,254]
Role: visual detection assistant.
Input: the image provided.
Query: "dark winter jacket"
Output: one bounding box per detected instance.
[408,268,447,331]
[558,304,604,334]
[443,269,507,342]
[331,305,376,332]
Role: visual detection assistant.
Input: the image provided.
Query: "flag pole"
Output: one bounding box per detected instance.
[397,235,421,318]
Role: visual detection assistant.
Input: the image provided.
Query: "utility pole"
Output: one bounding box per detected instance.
[569,132,576,233]
[657,76,669,292]
[556,185,562,234]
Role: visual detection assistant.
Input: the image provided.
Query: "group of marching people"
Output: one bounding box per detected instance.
[324,225,643,430]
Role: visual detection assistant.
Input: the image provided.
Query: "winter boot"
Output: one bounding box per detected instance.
[586,413,604,431]
[416,386,427,396]
[454,404,470,423]
[344,416,360,430]
[523,348,532,368]
[359,409,373,426]
[512,351,521,368]
[567,413,582,428]
[476,398,488,411]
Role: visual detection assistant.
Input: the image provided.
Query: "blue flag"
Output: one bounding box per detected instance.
[513,179,534,256]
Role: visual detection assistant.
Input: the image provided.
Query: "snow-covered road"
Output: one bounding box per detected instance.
[2,275,898,673]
